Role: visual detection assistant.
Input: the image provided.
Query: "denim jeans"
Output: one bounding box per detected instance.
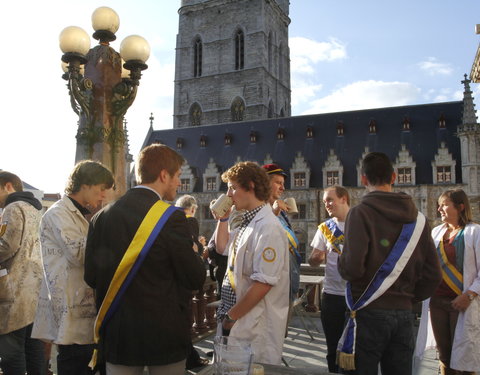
[352,309,415,375]
[320,292,348,373]
[57,344,95,375]
[0,323,46,375]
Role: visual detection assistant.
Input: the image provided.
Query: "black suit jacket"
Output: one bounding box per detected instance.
[85,188,206,366]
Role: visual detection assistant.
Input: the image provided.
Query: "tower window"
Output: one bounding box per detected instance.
[189,103,202,126]
[235,29,245,70]
[194,37,202,77]
[231,97,245,122]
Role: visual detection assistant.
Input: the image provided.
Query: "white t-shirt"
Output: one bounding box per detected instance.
[310,218,346,296]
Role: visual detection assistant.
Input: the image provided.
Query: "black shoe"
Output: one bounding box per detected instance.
[186,357,210,370]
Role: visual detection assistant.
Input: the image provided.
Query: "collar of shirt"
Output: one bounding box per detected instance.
[134,185,163,200]
[240,204,265,228]
[67,196,91,217]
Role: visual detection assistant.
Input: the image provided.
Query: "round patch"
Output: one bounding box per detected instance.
[262,247,276,262]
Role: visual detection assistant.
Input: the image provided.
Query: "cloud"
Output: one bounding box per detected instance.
[289,36,347,74]
[418,57,453,76]
[300,80,421,115]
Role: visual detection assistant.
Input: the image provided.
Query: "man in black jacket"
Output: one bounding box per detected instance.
[85,144,206,375]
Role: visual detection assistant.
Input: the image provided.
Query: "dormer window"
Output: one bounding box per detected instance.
[224,133,232,145]
[277,128,285,140]
[402,116,410,131]
[306,126,313,138]
[200,135,207,148]
[336,121,344,136]
[176,137,183,149]
[368,119,377,134]
[250,131,257,143]
[438,113,446,128]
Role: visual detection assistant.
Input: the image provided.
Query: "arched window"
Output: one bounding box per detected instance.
[189,102,202,126]
[235,29,245,70]
[231,97,245,122]
[193,37,202,77]
[278,42,284,81]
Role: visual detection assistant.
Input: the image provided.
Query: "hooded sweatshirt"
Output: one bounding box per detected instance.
[338,191,441,310]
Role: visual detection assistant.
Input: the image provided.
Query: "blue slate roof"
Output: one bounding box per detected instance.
[144,101,463,191]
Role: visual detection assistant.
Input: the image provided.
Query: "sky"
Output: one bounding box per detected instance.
[1,0,479,193]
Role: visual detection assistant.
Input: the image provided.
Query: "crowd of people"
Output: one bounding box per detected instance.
[0,146,479,375]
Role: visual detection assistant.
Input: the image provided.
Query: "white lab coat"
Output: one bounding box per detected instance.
[414,223,480,373]
[224,204,290,365]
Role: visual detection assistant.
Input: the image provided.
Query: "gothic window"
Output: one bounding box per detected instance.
[193,37,202,77]
[231,97,245,121]
[394,145,416,185]
[432,142,456,184]
[326,171,340,186]
[268,100,274,118]
[397,168,412,184]
[189,103,202,126]
[235,29,245,70]
[293,172,306,187]
[280,108,285,118]
[437,166,452,183]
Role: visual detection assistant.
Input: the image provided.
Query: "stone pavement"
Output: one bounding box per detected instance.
[189,311,440,375]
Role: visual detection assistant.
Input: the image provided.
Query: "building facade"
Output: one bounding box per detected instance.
[138,3,480,262]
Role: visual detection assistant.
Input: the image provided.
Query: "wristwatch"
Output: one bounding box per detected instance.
[225,312,237,323]
[467,292,476,301]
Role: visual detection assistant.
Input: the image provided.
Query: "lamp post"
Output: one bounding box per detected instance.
[59,6,150,197]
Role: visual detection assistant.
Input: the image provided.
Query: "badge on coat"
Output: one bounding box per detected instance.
[0,221,7,238]
[262,247,276,262]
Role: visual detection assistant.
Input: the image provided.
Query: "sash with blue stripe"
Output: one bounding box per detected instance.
[89,200,179,368]
[278,212,301,264]
[436,232,463,295]
[319,218,345,254]
[336,212,426,370]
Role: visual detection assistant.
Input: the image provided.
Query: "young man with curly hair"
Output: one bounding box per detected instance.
[214,161,289,365]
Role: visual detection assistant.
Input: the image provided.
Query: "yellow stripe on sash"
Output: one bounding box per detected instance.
[438,240,463,296]
[90,200,171,368]
[318,222,344,255]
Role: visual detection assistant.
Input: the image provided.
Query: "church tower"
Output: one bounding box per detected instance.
[173,0,291,128]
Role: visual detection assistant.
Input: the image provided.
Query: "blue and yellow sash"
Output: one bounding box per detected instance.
[279,212,301,264]
[319,218,344,254]
[89,200,178,367]
[436,235,463,296]
[337,212,425,371]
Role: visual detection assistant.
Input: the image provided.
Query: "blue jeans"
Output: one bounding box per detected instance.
[0,323,46,375]
[320,292,348,373]
[351,309,415,375]
[57,344,95,375]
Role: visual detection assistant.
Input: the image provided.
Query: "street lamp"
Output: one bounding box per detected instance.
[59,6,150,196]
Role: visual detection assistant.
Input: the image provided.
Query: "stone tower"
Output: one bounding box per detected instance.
[173,0,291,128]
[458,74,480,196]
